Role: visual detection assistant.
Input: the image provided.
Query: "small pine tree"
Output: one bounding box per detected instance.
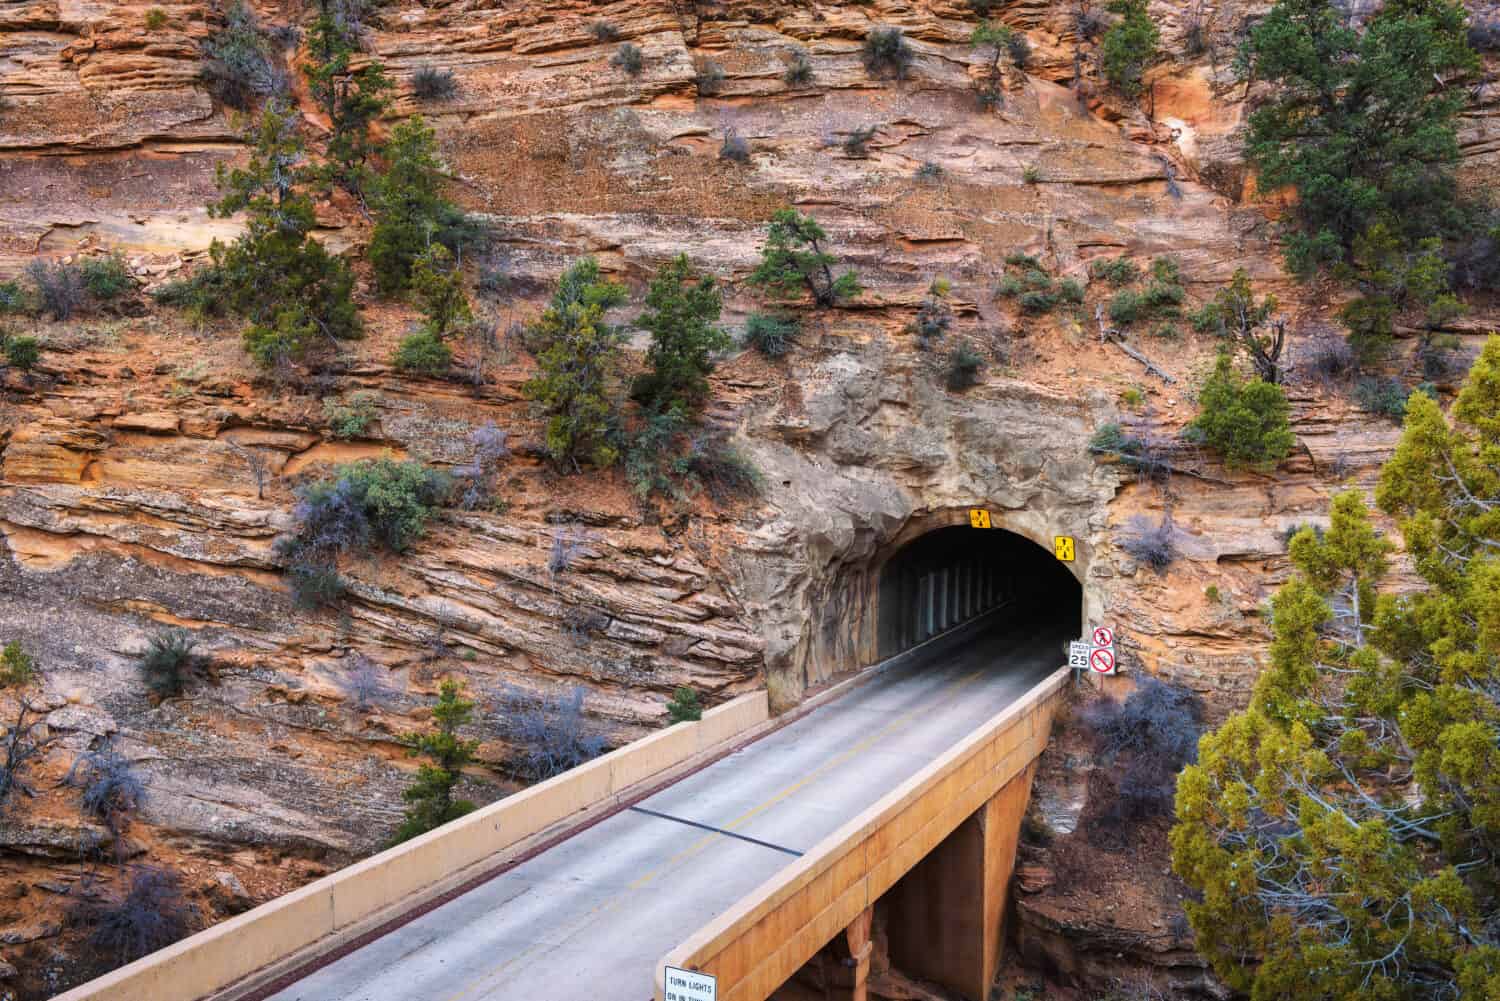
[392,679,479,844]
[970,21,1012,109]
[1194,269,1285,383]
[303,6,393,195]
[747,208,861,309]
[523,258,628,470]
[0,641,35,688]
[411,244,472,339]
[1339,224,1463,362]
[369,116,464,295]
[632,254,730,414]
[665,686,702,724]
[207,104,362,367]
[392,244,468,378]
[1188,352,1295,470]
[1100,0,1158,99]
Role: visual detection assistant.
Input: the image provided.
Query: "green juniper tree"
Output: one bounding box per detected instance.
[523,258,628,470]
[970,20,1014,109]
[1242,0,1478,275]
[1188,351,1295,470]
[1173,337,1500,1000]
[207,103,361,368]
[412,243,472,338]
[1100,0,1158,99]
[666,686,702,724]
[748,208,860,309]
[632,254,730,415]
[303,3,392,196]
[1339,223,1465,362]
[1191,269,1286,383]
[392,243,470,376]
[368,116,467,295]
[392,679,479,844]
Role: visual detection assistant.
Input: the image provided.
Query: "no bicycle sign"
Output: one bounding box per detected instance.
[1089,647,1116,674]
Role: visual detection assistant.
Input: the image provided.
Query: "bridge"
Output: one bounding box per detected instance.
[56,521,1082,1001]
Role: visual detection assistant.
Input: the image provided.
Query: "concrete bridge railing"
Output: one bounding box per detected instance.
[52,691,769,1001]
[654,666,1070,1001]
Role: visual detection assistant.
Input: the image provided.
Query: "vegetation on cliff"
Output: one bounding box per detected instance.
[1100,0,1159,100]
[1173,337,1500,999]
[205,103,362,368]
[303,0,392,196]
[368,115,468,296]
[392,679,479,844]
[631,253,731,416]
[523,257,629,470]
[1187,352,1295,471]
[1244,0,1478,276]
[278,457,453,607]
[748,209,861,309]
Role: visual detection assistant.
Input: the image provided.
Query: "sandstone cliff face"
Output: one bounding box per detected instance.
[1,0,1498,997]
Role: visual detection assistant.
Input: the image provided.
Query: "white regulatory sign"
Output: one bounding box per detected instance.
[1068,640,1091,670]
[665,966,717,1001]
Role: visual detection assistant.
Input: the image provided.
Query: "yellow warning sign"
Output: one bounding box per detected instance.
[1054,536,1076,562]
[968,509,992,529]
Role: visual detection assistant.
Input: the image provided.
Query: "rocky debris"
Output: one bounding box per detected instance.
[1015,864,1055,894]
[203,870,253,916]
[0,819,108,861]
[0,924,59,947]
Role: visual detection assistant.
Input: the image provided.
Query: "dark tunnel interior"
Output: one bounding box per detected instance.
[875,526,1082,660]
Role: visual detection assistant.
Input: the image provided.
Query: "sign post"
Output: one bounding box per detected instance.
[664,966,717,1001]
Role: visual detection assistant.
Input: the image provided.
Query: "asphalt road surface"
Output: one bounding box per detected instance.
[266,613,1068,1001]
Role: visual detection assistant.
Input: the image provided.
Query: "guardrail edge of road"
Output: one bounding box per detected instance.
[48,690,772,1001]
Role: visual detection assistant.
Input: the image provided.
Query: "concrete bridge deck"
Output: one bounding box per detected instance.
[260,615,1067,1001]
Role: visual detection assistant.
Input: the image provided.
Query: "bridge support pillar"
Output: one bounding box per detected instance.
[883,760,1038,1000]
[846,905,873,1001]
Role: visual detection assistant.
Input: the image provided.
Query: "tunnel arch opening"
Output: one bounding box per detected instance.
[874,523,1082,661]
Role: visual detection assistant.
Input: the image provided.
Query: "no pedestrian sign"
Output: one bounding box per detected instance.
[665,966,716,1001]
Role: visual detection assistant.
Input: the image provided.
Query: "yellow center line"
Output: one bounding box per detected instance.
[441,663,991,1001]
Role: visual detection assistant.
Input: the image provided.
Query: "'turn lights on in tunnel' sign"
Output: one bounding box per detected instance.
[665,966,716,1001]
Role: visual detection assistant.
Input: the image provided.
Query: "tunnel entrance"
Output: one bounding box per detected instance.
[875,524,1082,660]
